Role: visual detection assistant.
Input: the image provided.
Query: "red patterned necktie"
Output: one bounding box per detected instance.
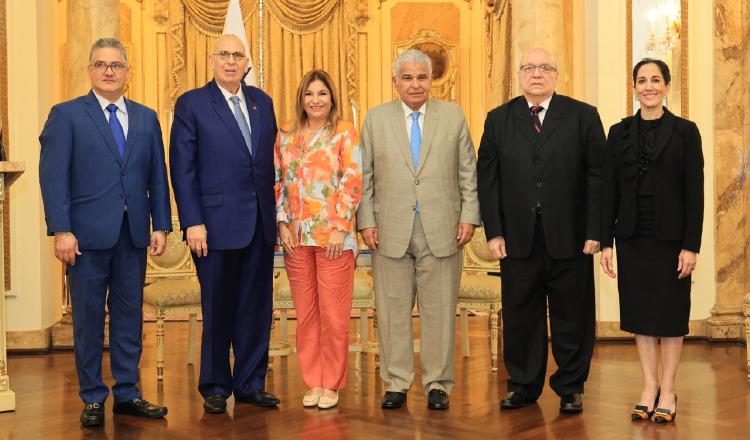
[530,105,544,134]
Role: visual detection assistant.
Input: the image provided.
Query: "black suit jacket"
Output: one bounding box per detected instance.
[601,108,704,252]
[477,94,606,259]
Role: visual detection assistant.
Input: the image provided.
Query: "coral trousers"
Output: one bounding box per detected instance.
[284,246,355,390]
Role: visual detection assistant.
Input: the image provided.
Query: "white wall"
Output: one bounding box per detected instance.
[5,0,62,332]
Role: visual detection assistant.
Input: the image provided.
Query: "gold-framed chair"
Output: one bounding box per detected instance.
[270,252,375,355]
[142,218,201,381]
[458,227,502,372]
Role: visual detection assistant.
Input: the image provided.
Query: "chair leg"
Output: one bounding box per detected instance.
[280,310,288,344]
[156,309,165,381]
[359,308,368,345]
[187,313,198,365]
[460,307,470,357]
[490,303,499,372]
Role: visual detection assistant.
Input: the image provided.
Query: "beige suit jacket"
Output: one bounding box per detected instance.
[357,98,481,258]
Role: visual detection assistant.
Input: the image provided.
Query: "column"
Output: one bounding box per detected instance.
[66,0,119,99]
[708,0,750,340]
[511,0,574,96]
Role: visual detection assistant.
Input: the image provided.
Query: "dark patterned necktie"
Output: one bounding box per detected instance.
[530,105,544,134]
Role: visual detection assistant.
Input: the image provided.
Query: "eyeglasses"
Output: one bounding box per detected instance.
[520,64,558,75]
[90,61,128,74]
[213,51,247,62]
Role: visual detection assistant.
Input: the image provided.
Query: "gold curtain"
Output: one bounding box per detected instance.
[485,0,512,110]
[167,0,359,129]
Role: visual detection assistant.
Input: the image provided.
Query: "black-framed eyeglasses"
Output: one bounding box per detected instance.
[520,64,558,75]
[90,61,128,74]
[213,51,247,62]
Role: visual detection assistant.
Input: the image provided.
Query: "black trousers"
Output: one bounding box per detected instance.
[499,216,595,399]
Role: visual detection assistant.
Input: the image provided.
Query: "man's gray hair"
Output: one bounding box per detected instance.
[89,38,128,66]
[393,49,432,78]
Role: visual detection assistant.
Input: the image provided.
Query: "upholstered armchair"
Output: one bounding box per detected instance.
[142,219,201,381]
[458,227,502,372]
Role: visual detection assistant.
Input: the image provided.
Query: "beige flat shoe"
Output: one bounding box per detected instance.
[303,388,322,407]
[317,391,339,409]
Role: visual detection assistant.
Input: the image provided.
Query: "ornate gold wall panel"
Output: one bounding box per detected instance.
[394,29,458,102]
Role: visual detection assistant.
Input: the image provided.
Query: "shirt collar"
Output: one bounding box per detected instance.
[92,90,126,114]
[401,100,427,119]
[526,95,553,110]
[217,82,245,103]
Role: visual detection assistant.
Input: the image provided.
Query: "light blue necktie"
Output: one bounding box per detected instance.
[229,95,253,156]
[410,111,421,212]
[410,112,421,169]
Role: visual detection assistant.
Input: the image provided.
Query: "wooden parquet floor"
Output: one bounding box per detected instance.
[0,316,748,440]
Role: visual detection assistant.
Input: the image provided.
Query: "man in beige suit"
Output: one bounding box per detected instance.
[357,49,481,411]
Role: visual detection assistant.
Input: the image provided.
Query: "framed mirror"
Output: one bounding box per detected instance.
[627,0,688,117]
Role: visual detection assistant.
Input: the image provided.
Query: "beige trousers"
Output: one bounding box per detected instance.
[373,214,462,394]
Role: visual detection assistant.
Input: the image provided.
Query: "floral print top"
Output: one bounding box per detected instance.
[274,120,362,252]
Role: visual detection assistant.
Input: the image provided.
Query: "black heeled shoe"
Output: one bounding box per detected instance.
[631,390,660,421]
[653,394,677,424]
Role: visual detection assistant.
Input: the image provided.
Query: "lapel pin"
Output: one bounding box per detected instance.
[252,106,257,112]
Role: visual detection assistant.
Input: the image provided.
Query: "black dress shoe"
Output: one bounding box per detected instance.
[381,391,407,409]
[560,393,584,414]
[80,402,104,427]
[113,398,168,419]
[235,390,280,407]
[203,395,228,414]
[500,392,532,410]
[427,389,449,410]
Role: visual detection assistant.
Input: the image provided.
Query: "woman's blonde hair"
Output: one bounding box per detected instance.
[292,69,340,134]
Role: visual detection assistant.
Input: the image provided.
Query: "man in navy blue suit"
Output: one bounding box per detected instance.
[39,38,171,427]
[170,34,279,413]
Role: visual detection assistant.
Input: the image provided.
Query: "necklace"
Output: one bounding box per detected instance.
[304,122,326,134]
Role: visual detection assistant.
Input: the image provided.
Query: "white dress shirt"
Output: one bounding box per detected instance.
[401,101,427,142]
[93,91,128,137]
[217,83,252,134]
[525,95,553,125]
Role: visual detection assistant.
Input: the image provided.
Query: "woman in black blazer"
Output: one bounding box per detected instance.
[600,59,704,424]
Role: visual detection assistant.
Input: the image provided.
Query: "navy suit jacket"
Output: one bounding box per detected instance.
[169,80,278,250]
[39,91,172,249]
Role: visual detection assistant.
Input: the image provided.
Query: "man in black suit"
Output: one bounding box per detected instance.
[477,48,606,413]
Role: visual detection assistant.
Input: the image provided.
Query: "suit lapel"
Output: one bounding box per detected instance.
[83,91,122,165]
[209,81,253,159]
[387,101,415,175]
[242,85,261,161]
[122,98,138,168]
[415,99,439,175]
[537,93,565,150]
[652,107,675,160]
[512,98,539,147]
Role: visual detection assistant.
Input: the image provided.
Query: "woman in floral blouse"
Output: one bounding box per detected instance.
[274,69,362,409]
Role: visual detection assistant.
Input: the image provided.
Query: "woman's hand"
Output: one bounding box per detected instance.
[600,247,616,278]
[677,250,698,279]
[278,221,297,257]
[326,228,346,260]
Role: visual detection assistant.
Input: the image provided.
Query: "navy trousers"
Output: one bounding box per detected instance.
[68,214,146,404]
[195,217,274,399]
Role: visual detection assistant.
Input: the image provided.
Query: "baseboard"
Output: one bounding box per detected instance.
[6,326,52,352]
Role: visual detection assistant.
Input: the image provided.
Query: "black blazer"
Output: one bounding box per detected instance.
[601,108,704,252]
[477,94,606,259]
